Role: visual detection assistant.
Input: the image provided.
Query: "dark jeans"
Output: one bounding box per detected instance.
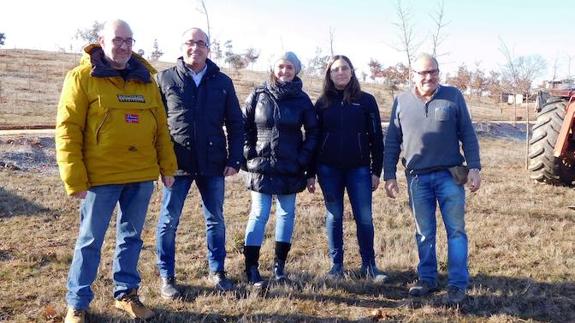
[317,164,375,266]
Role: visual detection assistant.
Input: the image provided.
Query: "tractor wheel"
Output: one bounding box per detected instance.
[528,100,575,185]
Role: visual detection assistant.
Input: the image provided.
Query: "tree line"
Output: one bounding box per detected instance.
[0,0,555,99]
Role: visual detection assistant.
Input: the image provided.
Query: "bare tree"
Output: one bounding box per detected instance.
[551,53,560,81]
[329,27,335,56]
[446,63,472,92]
[500,39,546,95]
[210,39,223,63]
[244,48,260,70]
[0,33,5,47]
[499,38,546,133]
[381,63,410,96]
[75,21,104,45]
[567,54,574,79]
[221,40,256,72]
[149,39,163,62]
[306,47,330,76]
[429,0,449,57]
[392,0,420,82]
[470,62,487,99]
[196,0,211,41]
[486,70,503,102]
[368,59,384,80]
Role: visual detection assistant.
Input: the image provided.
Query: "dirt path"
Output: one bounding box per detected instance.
[0,129,55,136]
[0,122,528,175]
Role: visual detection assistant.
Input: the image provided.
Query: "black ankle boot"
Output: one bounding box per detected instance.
[244,245,265,287]
[274,241,291,282]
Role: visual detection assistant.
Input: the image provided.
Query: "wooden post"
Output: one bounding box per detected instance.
[513,95,517,126]
[525,97,530,169]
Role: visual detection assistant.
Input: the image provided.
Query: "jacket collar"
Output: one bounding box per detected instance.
[82,44,153,83]
[176,57,220,79]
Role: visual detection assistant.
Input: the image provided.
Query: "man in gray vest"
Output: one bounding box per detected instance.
[383,53,481,304]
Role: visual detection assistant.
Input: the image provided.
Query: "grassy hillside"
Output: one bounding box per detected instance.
[0,48,525,128]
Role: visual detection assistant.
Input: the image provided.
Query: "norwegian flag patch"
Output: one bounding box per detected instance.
[125,113,140,123]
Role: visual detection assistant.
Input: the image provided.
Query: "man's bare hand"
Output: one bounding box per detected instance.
[307,178,316,193]
[72,191,87,199]
[224,166,238,177]
[372,175,380,191]
[162,175,175,188]
[384,179,399,198]
[467,170,481,192]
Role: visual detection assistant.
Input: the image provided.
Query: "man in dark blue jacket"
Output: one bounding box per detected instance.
[155,27,243,297]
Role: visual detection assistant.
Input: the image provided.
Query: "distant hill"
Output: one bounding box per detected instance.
[0,48,398,128]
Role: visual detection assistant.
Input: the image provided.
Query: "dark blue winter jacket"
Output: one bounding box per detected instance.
[312,91,384,177]
[157,58,243,176]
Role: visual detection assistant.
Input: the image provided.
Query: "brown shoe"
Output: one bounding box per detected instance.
[64,307,86,323]
[114,290,155,320]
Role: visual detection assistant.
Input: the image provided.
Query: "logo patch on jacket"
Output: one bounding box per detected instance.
[117,95,145,103]
[125,113,140,123]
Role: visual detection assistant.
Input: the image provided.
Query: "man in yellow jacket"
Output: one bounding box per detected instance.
[55,19,176,323]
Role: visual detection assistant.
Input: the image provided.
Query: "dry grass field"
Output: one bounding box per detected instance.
[0,49,573,322]
[1,135,574,322]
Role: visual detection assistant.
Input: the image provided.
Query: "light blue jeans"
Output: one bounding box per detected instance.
[244,191,296,246]
[317,165,376,266]
[156,175,226,276]
[66,181,154,310]
[406,170,468,289]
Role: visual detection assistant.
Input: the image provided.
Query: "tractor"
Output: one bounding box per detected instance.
[528,83,575,186]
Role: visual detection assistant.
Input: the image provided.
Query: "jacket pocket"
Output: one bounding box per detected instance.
[208,135,227,168]
[93,94,157,147]
[357,132,369,161]
[435,106,452,121]
[164,86,185,109]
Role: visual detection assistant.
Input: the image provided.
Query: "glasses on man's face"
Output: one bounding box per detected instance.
[183,40,209,49]
[111,37,135,47]
[330,65,351,73]
[414,69,439,77]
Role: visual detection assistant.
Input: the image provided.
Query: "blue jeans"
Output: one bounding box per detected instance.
[156,175,226,276]
[66,181,154,310]
[244,191,296,246]
[317,164,375,266]
[406,170,468,289]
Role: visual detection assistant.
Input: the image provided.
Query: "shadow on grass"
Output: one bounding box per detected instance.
[89,311,364,323]
[72,272,575,322]
[466,274,574,322]
[0,186,49,217]
[228,270,574,322]
[395,273,575,323]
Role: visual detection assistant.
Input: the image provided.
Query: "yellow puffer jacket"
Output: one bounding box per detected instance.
[55,44,177,195]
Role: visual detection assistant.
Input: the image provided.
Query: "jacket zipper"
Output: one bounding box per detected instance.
[320,133,330,152]
[357,133,363,159]
[95,111,110,144]
[339,100,344,159]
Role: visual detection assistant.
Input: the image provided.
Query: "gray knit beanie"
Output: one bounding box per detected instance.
[274,51,302,75]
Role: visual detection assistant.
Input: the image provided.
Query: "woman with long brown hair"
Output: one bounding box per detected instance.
[308,55,386,281]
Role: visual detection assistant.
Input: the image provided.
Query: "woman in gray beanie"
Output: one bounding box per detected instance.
[240,51,319,287]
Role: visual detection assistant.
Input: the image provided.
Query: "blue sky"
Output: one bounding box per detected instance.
[2,0,575,80]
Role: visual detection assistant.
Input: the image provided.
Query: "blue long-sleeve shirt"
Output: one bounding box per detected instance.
[383,85,481,180]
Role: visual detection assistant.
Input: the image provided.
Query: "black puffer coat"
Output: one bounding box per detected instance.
[242,78,319,194]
